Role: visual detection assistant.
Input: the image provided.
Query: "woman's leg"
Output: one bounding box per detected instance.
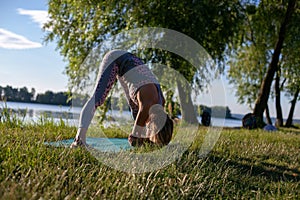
[72,51,120,146]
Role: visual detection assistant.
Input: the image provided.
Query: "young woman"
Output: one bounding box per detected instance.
[70,50,173,148]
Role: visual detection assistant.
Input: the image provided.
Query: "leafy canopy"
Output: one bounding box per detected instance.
[45,0,245,90]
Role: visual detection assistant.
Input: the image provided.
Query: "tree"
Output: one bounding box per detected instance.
[274,68,286,127]
[36,91,70,105]
[228,2,278,123]
[3,86,14,101]
[282,45,300,127]
[285,87,299,127]
[253,0,297,126]
[36,91,53,104]
[0,86,3,100]
[0,85,32,102]
[52,92,70,105]
[18,87,31,102]
[281,2,300,127]
[45,0,246,123]
[30,88,36,102]
[228,0,299,127]
[228,45,269,110]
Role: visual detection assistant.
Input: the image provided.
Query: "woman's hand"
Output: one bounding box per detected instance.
[128,134,152,147]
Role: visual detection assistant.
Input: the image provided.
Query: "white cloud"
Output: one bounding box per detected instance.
[0,9,50,49]
[17,8,49,29]
[0,28,42,49]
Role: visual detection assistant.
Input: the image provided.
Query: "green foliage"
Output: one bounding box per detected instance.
[199,105,232,118]
[45,0,245,89]
[0,85,72,106]
[281,6,300,99]
[228,0,300,110]
[228,45,269,108]
[44,0,249,124]
[36,90,70,106]
[0,85,35,103]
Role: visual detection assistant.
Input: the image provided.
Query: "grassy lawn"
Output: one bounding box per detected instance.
[0,116,299,199]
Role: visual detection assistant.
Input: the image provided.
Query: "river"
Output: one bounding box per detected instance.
[1,101,243,128]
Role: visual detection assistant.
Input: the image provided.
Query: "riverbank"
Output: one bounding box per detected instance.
[2,101,300,127]
[1,101,244,128]
[0,118,299,199]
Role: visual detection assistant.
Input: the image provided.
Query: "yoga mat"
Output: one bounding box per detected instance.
[45,137,132,152]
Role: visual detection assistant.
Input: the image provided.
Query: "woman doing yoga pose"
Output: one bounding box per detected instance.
[70,50,173,148]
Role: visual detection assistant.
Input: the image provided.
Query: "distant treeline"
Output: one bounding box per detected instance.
[196,105,233,119]
[0,85,70,106]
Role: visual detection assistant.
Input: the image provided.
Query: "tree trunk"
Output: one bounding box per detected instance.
[265,104,272,125]
[253,0,296,127]
[177,80,199,124]
[285,87,300,127]
[275,71,283,127]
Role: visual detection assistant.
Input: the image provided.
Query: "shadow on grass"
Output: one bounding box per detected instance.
[207,155,300,182]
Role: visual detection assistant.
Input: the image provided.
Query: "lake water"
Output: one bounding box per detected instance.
[1,101,243,128]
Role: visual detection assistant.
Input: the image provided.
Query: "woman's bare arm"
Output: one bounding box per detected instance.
[131,84,159,137]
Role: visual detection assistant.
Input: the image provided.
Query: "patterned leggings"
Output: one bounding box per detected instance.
[78,50,126,129]
[78,50,163,129]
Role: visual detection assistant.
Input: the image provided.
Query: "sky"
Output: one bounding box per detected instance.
[0,0,299,118]
[0,0,67,93]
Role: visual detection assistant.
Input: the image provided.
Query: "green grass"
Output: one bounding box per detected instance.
[0,113,299,199]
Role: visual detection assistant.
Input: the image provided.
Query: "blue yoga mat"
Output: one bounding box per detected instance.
[45,137,132,152]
